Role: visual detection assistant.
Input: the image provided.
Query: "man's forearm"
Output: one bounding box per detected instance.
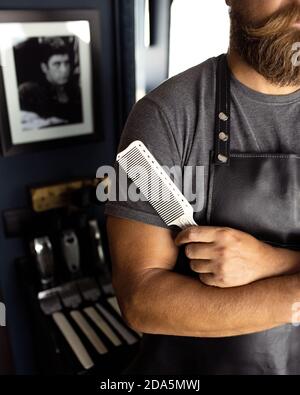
[268,246,300,277]
[123,269,300,337]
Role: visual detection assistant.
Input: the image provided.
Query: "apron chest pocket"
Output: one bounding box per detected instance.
[206,153,300,248]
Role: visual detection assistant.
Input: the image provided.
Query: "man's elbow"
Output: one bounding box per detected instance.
[111,275,146,333]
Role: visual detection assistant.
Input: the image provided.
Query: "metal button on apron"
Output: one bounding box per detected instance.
[219,132,229,142]
[217,153,228,163]
[219,112,229,121]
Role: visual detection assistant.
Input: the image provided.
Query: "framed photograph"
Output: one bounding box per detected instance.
[0,9,102,156]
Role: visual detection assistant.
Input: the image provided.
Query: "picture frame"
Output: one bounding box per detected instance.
[0,9,102,156]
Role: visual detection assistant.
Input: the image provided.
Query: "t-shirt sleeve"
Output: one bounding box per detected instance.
[104,96,182,229]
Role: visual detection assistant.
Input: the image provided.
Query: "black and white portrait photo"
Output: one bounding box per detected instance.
[14,36,83,131]
[0,18,95,149]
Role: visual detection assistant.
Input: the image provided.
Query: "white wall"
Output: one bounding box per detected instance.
[169,0,230,77]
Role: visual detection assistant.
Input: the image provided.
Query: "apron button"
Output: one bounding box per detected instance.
[219,132,229,141]
[219,112,229,121]
[217,154,228,163]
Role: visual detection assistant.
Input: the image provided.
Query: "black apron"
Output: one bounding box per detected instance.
[123,54,300,375]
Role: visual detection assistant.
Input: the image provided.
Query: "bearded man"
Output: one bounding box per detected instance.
[105,1,300,374]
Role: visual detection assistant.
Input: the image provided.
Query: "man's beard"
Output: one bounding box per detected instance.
[230,4,300,87]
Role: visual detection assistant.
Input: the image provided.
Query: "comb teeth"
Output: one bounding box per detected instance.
[116,141,194,227]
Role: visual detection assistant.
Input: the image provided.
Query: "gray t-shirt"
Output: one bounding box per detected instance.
[104,54,300,227]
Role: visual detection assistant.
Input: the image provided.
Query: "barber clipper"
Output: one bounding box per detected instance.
[59,281,108,355]
[38,288,94,370]
[31,236,55,289]
[61,230,81,277]
[88,219,114,296]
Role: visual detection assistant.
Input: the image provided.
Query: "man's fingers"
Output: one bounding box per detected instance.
[185,242,215,260]
[199,273,218,287]
[174,226,221,246]
[190,259,214,274]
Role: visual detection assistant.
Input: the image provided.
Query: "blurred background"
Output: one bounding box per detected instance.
[0,0,229,375]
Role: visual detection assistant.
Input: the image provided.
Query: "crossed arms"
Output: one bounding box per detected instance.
[106,216,300,337]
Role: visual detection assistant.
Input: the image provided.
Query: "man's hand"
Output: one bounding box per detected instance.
[174,226,300,288]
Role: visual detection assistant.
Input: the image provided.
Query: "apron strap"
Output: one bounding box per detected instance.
[213,53,231,166]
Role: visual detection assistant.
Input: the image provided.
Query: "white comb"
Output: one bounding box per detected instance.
[116,140,197,229]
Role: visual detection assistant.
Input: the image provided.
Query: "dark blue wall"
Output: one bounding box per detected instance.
[0,0,122,374]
